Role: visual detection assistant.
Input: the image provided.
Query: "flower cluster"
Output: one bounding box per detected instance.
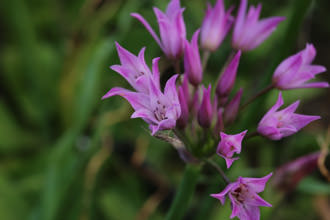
[103,0,328,219]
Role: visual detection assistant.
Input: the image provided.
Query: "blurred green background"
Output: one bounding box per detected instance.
[0,0,329,219]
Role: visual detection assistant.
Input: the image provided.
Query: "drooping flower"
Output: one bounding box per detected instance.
[110,42,154,93]
[211,173,273,220]
[200,0,233,51]
[272,44,329,90]
[184,30,202,86]
[198,85,213,128]
[272,152,320,192]
[216,50,241,104]
[103,59,181,135]
[232,0,285,51]
[131,0,186,59]
[216,130,247,168]
[257,92,320,140]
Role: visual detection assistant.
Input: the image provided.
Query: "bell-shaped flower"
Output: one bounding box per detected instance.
[131,0,186,59]
[216,51,241,102]
[211,173,272,220]
[216,130,247,168]
[184,30,202,86]
[257,92,320,140]
[200,0,233,51]
[198,85,213,128]
[110,42,154,93]
[224,88,243,124]
[232,0,285,51]
[272,44,329,90]
[103,59,181,135]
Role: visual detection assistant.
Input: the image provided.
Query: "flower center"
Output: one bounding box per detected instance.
[153,100,168,121]
[134,71,145,79]
[231,184,248,204]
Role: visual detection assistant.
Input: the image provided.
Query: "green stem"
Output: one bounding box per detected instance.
[165,164,201,220]
[202,50,210,71]
[240,84,274,112]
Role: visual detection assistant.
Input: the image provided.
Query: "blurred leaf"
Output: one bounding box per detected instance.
[298,177,330,195]
[0,100,37,152]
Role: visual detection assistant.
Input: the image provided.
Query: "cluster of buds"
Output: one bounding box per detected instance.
[103,0,328,219]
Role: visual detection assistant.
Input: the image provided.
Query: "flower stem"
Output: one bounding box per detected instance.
[173,60,181,74]
[206,159,230,184]
[202,50,210,71]
[245,131,259,139]
[240,84,274,111]
[165,164,201,220]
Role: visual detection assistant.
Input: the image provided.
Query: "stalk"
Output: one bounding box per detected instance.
[165,164,201,220]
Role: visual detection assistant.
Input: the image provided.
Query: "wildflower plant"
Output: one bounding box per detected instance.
[103,0,328,219]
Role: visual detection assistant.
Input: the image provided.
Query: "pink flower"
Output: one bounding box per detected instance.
[110,42,153,93]
[131,0,186,59]
[272,44,329,90]
[103,58,181,135]
[224,88,243,124]
[216,51,241,102]
[177,76,190,128]
[257,92,320,140]
[211,173,273,220]
[184,30,202,86]
[200,0,233,51]
[272,152,320,192]
[216,130,247,168]
[198,85,213,128]
[232,0,285,51]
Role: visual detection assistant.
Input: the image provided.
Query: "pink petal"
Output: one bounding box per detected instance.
[233,0,247,44]
[243,173,273,193]
[102,87,150,110]
[131,13,162,48]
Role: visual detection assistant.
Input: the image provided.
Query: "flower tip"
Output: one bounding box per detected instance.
[264,172,273,181]
[130,12,140,18]
[241,130,248,136]
[101,93,110,100]
[152,57,161,64]
[278,16,286,22]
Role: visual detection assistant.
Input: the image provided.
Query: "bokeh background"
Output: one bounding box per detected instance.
[0,0,329,219]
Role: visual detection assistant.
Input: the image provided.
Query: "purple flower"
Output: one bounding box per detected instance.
[110,42,154,93]
[272,44,329,90]
[257,92,320,140]
[200,0,233,51]
[272,152,320,192]
[198,85,213,128]
[232,0,285,51]
[211,173,272,220]
[224,88,243,124]
[131,0,186,59]
[216,51,241,102]
[216,130,247,168]
[103,59,181,135]
[214,108,224,134]
[184,30,202,86]
[177,76,190,128]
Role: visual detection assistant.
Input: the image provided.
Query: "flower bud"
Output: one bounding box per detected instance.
[184,30,202,86]
[198,85,213,128]
[216,51,241,102]
[224,88,243,124]
[200,0,233,51]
